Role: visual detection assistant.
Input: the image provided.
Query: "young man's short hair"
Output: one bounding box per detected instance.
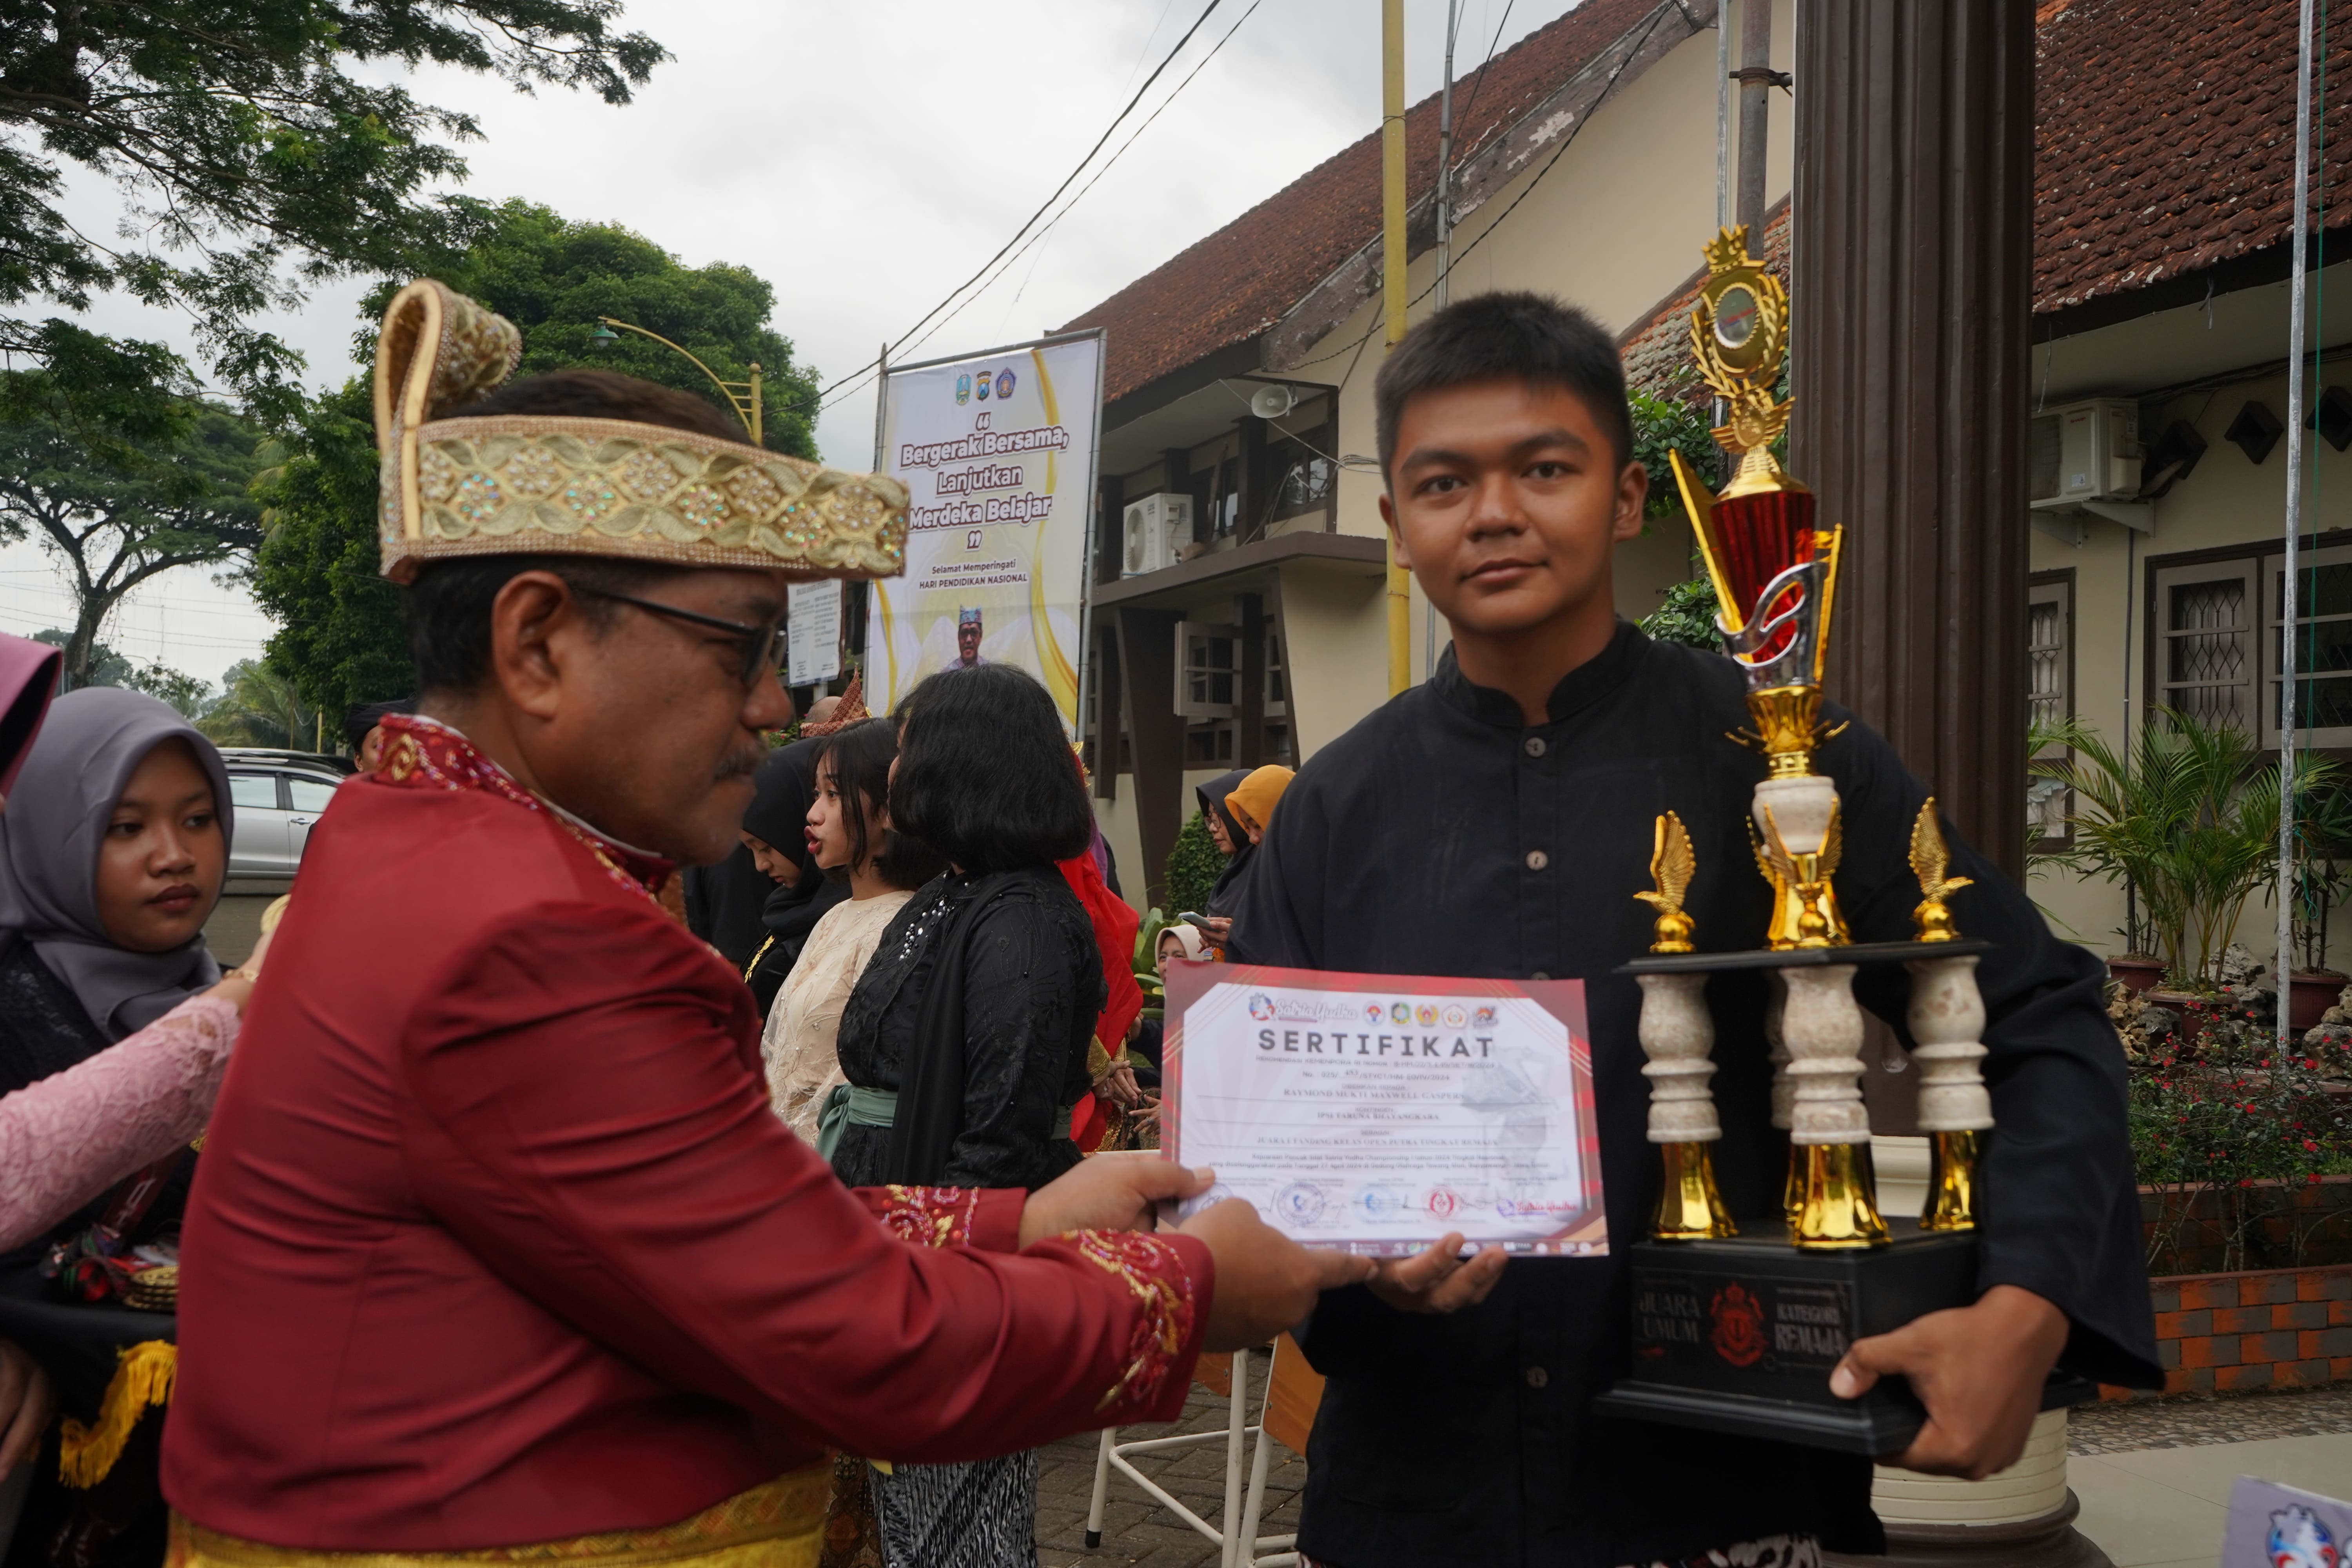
[400,370,745,695]
[1373,291,1634,482]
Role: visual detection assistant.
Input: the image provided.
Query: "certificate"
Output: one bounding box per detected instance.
[1158,962,1607,1256]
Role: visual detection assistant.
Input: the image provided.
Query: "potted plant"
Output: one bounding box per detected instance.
[2036,709,2341,1001]
[2284,776,2352,1030]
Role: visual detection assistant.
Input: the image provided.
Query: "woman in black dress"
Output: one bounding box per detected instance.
[829,664,1102,1568]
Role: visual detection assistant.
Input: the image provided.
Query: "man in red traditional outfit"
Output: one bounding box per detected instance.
[159,283,1489,1566]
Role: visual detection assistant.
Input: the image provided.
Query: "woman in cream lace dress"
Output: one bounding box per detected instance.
[761,719,944,1146]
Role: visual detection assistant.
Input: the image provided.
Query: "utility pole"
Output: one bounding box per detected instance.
[1735,0,1775,239]
[1381,0,1410,696]
[1435,2,1459,310]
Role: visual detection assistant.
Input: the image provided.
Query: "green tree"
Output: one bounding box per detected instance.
[249,381,412,720]
[201,659,319,750]
[29,630,211,715]
[0,390,268,688]
[257,202,826,715]
[0,0,664,426]
[358,200,823,457]
[1638,576,1720,650]
[1163,810,1227,917]
[1629,385,1722,520]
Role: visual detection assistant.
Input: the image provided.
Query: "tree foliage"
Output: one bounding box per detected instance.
[1628,384,1722,521]
[249,379,410,719]
[0,0,666,424]
[1162,810,1226,918]
[0,384,268,689]
[256,201,825,715]
[1637,576,1720,650]
[357,199,822,458]
[200,659,319,749]
[29,628,209,713]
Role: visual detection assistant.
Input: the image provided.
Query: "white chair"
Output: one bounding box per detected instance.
[1083,1344,1298,1568]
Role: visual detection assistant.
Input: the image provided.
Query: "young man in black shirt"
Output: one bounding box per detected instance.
[1229,293,2158,1568]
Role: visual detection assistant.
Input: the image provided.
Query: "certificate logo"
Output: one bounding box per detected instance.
[1276,1182,1328,1227]
[1357,1185,1405,1219]
[1249,994,1277,1021]
[1364,1002,1385,1024]
[1390,1002,1412,1025]
[2268,1505,2337,1568]
[995,368,1016,399]
[1472,1005,1498,1028]
[954,373,971,405]
[1425,1187,1460,1220]
[1416,1004,1439,1026]
[1443,1005,1467,1027]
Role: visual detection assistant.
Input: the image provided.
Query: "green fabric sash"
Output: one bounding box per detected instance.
[815,1085,1076,1165]
[817,1083,899,1161]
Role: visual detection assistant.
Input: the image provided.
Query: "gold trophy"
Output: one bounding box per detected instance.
[1595,227,2014,1454]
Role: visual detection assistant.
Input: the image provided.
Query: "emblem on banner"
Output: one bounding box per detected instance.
[955,373,971,405]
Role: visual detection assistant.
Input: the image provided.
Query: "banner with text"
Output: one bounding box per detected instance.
[869,332,1103,736]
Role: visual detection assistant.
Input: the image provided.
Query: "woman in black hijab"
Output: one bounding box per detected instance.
[738,739,847,1016]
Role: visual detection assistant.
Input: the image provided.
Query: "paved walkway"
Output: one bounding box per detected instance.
[1040,1375,2352,1568]
[2070,1387,2352,1568]
[1038,1357,1295,1568]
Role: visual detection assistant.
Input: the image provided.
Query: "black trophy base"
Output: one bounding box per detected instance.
[1594,1219,1978,1454]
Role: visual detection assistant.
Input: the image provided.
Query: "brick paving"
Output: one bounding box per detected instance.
[1035,1356,1305,1568]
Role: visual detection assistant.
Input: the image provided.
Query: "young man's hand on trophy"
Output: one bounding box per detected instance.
[1829,1283,2071,1479]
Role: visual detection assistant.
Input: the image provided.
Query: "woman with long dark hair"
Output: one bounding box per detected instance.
[765,717,944,1147]
[829,664,1102,1568]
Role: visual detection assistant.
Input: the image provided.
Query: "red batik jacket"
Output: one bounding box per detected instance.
[163,716,1207,1549]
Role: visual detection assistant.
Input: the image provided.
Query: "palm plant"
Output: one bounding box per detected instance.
[199,659,318,750]
[2035,708,2340,988]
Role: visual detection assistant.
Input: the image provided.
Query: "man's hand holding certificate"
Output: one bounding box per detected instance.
[1159,963,1608,1258]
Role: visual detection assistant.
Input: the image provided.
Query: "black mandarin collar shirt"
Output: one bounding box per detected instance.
[1230,623,2159,1568]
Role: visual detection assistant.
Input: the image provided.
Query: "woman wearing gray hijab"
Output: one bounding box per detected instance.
[0,685,268,1555]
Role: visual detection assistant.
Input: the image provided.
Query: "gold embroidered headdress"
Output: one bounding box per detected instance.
[373,279,908,584]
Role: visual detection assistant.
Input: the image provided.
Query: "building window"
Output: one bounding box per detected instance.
[2150,546,2352,750]
[1176,621,1238,719]
[1185,721,1236,765]
[2266,543,2352,749]
[2153,557,2259,732]
[2027,572,2073,847]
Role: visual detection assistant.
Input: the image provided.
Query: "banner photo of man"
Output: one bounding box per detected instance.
[869,331,1105,736]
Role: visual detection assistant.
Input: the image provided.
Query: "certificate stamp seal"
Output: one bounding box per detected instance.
[1357,1185,1405,1220]
[1277,1181,1328,1227]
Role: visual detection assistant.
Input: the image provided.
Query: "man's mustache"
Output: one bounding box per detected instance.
[713,745,766,783]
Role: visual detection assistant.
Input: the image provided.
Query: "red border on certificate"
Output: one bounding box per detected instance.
[1158,960,1607,1256]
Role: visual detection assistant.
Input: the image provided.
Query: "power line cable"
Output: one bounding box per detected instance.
[875,0,1269,379]
[817,0,1229,405]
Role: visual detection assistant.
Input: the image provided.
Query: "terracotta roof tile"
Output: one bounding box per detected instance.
[1078,0,2348,410]
[2034,0,2352,314]
[1060,0,1666,403]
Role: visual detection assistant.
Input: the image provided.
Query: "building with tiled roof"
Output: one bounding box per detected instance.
[1071,0,2352,985]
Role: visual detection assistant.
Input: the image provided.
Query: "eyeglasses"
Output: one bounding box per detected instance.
[573,587,787,688]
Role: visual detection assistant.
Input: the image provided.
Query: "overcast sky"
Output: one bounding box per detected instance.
[0,0,1587,688]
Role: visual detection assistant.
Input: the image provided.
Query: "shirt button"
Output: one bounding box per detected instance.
[1525,1366,1549,1388]
[1524,735,1547,758]
[1531,971,1550,982]
[1525,849,1550,871]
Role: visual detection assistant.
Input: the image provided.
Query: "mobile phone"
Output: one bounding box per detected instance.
[1176,911,1216,930]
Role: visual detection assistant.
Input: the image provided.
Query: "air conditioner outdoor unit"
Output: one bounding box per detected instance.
[2029,398,2143,511]
[1122,493,1191,577]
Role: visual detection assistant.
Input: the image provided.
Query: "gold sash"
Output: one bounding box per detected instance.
[167,1466,826,1568]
